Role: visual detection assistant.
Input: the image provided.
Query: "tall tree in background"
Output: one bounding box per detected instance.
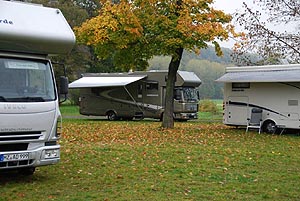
[233,0,300,65]
[74,0,101,17]
[76,0,234,128]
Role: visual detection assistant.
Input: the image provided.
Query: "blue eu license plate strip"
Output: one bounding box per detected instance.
[0,153,29,162]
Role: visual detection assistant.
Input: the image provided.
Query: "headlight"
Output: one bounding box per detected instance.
[45,149,60,159]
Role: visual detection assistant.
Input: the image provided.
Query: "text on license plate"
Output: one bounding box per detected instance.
[0,153,29,162]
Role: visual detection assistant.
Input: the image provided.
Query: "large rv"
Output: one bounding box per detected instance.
[69,70,201,121]
[216,64,300,133]
[0,1,75,174]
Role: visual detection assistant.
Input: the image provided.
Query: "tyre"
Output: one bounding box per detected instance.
[107,111,118,121]
[263,121,277,134]
[159,113,164,121]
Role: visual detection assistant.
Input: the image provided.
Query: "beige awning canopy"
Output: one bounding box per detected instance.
[69,75,147,89]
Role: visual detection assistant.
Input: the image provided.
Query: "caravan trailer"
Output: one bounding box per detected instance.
[69,70,201,121]
[216,64,300,133]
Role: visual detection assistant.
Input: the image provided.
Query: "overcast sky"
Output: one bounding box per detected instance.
[213,0,255,14]
[213,0,257,48]
[213,0,296,48]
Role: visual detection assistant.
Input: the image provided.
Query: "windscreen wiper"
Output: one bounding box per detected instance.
[0,96,7,102]
[11,97,45,102]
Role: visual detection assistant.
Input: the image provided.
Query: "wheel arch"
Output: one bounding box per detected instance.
[262,118,278,133]
[262,118,278,127]
[105,109,118,116]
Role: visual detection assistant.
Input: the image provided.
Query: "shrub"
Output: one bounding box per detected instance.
[199,99,218,114]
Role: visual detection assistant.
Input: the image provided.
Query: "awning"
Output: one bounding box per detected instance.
[216,66,300,83]
[69,75,147,89]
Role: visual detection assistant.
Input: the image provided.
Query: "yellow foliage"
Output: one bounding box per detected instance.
[75,0,237,60]
[75,1,143,48]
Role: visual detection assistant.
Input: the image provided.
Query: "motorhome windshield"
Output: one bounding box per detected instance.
[182,87,199,102]
[0,58,55,102]
[174,87,199,102]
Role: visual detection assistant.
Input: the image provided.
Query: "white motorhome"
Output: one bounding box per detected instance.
[0,1,75,174]
[216,64,300,133]
[69,70,201,121]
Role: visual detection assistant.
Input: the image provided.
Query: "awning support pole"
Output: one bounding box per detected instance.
[123,86,143,112]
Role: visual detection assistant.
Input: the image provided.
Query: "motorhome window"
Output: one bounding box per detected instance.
[174,88,182,100]
[232,83,250,91]
[288,100,298,106]
[182,87,199,102]
[138,84,143,98]
[0,58,55,102]
[146,81,158,96]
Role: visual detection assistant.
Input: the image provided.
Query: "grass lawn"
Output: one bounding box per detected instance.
[1,119,300,200]
[60,105,81,116]
[60,101,224,120]
[198,111,222,120]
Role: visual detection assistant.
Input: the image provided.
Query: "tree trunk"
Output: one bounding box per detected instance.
[162,47,184,128]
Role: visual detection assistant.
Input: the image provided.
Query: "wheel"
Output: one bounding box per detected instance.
[19,167,35,176]
[263,121,277,134]
[159,113,164,121]
[107,111,118,121]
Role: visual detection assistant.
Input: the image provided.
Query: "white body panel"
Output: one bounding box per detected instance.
[0,1,75,172]
[0,1,75,55]
[223,82,300,129]
[0,101,61,167]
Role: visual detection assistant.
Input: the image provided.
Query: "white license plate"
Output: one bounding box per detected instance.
[0,153,29,162]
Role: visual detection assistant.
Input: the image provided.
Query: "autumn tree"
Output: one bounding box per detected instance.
[74,0,101,17]
[233,0,300,65]
[76,0,234,128]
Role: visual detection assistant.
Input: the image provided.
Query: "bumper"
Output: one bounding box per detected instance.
[0,145,60,170]
[174,112,198,120]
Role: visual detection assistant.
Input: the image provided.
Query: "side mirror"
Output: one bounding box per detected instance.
[174,90,182,100]
[60,76,69,95]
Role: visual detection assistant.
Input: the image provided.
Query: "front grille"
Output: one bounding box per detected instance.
[186,104,198,111]
[0,131,43,142]
[0,144,28,151]
[0,159,34,168]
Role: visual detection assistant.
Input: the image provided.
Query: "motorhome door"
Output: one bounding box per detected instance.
[226,96,249,125]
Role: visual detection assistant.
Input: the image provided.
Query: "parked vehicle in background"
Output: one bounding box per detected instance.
[69,70,201,121]
[217,64,300,133]
[0,0,75,174]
